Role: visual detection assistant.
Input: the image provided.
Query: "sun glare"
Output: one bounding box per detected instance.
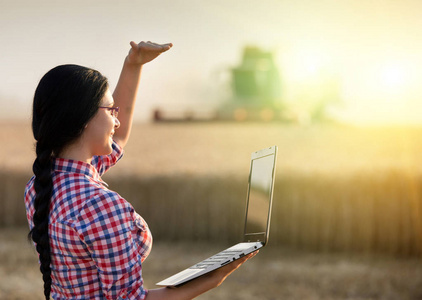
[379,63,408,92]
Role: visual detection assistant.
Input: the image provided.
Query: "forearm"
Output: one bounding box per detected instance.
[145,273,220,300]
[112,57,143,148]
[112,41,172,147]
[144,252,257,300]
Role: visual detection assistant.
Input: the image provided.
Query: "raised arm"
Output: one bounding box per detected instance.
[113,41,173,147]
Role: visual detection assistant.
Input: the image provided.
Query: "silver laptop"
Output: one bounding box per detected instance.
[156,145,278,287]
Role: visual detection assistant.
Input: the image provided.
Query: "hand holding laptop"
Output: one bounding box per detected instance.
[146,251,259,299]
[210,251,259,287]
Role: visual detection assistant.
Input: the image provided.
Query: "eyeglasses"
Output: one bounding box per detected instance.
[99,106,119,118]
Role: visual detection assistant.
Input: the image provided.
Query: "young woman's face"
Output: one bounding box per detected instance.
[83,89,120,156]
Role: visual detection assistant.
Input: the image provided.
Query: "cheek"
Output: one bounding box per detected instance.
[94,114,114,134]
[85,115,112,145]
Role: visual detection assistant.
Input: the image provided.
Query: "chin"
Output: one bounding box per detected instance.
[95,144,113,157]
[105,144,113,155]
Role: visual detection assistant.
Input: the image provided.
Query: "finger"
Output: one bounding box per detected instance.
[130,41,138,50]
[145,41,160,47]
[161,43,173,51]
[140,41,161,49]
[145,41,172,49]
[229,256,252,271]
[232,251,257,267]
[146,41,161,48]
[237,251,258,265]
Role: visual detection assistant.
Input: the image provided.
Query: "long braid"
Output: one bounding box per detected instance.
[29,142,54,300]
[28,64,109,299]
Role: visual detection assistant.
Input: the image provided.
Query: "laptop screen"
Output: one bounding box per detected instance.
[244,148,277,243]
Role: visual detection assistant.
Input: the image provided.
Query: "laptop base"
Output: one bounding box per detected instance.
[156,242,263,287]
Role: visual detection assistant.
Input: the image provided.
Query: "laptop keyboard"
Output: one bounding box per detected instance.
[189,250,245,269]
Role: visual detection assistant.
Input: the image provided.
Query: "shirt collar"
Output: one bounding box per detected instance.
[53,157,109,187]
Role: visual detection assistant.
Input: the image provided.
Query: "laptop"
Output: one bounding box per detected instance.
[156,145,278,287]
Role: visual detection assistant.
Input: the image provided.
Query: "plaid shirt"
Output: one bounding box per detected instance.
[25,141,152,300]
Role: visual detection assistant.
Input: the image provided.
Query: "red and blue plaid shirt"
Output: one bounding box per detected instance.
[25,141,152,300]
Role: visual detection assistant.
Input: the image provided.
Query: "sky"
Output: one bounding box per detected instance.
[1,0,422,125]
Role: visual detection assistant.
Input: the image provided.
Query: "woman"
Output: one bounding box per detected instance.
[25,41,257,300]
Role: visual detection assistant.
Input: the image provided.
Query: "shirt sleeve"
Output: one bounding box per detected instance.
[91,140,124,177]
[77,190,148,300]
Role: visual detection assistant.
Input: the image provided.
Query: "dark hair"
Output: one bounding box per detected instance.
[28,64,109,299]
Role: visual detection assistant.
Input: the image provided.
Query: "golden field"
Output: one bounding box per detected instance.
[2,122,422,255]
[4,121,422,176]
[1,122,422,299]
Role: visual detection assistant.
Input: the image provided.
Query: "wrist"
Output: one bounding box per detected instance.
[124,55,144,68]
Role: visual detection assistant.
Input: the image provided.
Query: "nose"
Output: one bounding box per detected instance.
[114,117,120,129]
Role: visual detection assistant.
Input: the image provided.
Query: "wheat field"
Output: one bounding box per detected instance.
[2,122,422,254]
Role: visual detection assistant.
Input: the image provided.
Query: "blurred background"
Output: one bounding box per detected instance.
[1,0,422,299]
